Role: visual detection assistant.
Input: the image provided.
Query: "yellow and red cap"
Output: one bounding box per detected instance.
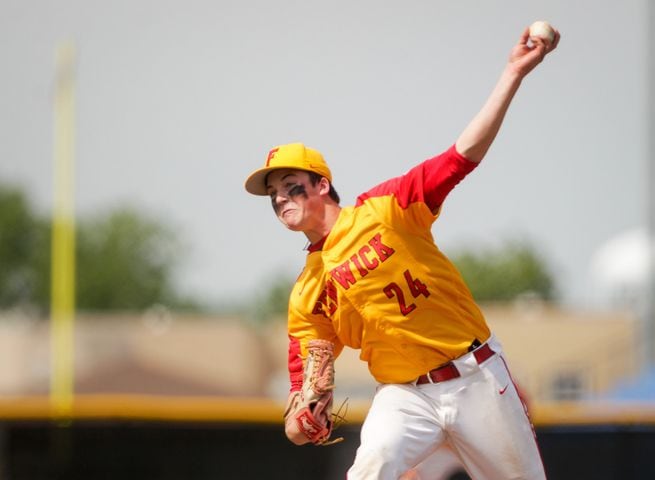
[244,143,332,196]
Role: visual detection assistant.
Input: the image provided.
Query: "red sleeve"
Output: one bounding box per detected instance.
[355,144,478,211]
[288,335,303,392]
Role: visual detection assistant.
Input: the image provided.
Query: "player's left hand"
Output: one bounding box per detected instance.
[284,339,340,446]
[508,25,560,78]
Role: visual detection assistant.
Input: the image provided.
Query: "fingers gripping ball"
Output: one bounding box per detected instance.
[529,20,555,45]
[284,339,338,445]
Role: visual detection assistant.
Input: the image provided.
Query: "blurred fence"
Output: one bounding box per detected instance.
[1,396,655,479]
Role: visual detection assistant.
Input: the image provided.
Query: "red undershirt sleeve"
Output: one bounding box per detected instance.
[356,144,478,211]
[288,335,303,392]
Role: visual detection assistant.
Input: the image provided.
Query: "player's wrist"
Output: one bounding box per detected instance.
[501,63,526,84]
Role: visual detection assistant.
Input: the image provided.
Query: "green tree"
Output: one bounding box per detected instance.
[449,240,556,303]
[0,185,43,307]
[75,208,191,311]
[0,182,201,313]
[251,275,294,323]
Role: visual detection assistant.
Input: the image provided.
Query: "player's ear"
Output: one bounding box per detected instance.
[318,176,331,196]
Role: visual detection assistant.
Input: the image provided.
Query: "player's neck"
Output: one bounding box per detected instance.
[304,203,341,245]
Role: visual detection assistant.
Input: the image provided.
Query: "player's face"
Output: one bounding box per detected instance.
[265,169,325,232]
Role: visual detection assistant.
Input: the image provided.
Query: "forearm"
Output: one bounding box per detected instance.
[455,66,523,163]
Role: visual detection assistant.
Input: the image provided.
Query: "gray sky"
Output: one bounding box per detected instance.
[0,0,648,309]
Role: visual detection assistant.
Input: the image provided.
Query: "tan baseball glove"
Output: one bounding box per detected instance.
[284,339,339,446]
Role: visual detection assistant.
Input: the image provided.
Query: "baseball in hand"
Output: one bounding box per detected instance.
[529,21,555,45]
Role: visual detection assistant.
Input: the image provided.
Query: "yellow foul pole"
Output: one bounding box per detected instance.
[50,43,76,418]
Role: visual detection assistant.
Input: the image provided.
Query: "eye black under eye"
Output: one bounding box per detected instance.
[288,184,307,197]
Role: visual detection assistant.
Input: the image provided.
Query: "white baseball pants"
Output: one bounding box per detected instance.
[347,335,546,480]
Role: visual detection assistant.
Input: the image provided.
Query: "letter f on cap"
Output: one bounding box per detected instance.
[266,148,279,166]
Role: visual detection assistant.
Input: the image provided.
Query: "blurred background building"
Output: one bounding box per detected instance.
[0,304,643,404]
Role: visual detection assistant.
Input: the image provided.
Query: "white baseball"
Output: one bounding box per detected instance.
[529,21,555,45]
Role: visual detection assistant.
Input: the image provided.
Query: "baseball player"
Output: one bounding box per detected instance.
[244,24,559,479]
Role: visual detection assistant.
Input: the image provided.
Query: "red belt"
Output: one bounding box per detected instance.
[415,343,495,385]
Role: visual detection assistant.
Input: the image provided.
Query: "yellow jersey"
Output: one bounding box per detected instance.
[287,145,490,388]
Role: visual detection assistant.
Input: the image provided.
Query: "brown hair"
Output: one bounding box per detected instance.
[308,172,340,204]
